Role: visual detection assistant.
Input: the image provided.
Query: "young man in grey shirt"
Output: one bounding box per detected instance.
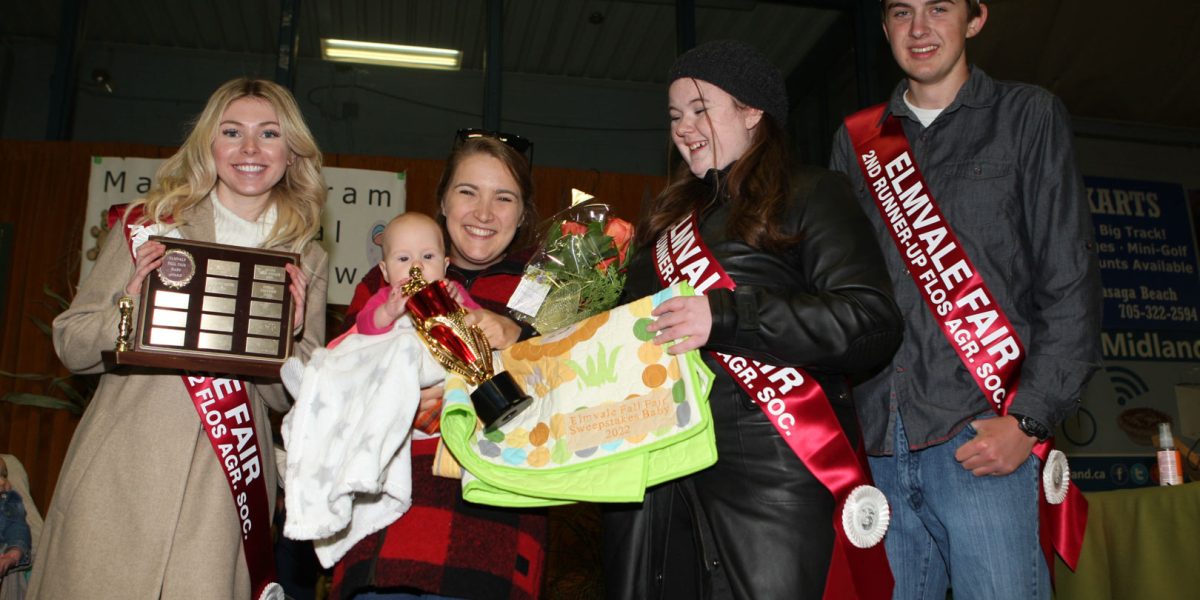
[830,1,1101,597]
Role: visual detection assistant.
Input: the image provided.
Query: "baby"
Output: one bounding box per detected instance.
[352,212,477,435]
[356,212,478,335]
[0,456,32,579]
[279,212,477,566]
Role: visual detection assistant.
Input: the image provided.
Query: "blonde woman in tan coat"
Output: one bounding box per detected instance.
[29,78,328,600]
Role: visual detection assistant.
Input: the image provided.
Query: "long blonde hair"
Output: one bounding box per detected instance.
[133,78,325,252]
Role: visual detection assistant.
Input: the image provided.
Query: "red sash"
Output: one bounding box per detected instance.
[113,204,280,599]
[654,214,893,600]
[844,104,1087,571]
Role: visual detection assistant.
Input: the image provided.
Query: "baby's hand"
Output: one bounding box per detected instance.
[446,282,466,307]
[374,283,409,330]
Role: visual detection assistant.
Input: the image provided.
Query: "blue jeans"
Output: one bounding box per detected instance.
[868,414,1050,600]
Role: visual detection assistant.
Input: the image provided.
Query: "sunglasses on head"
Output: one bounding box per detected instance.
[454,128,534,164]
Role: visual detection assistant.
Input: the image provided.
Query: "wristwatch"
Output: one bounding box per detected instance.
[1011,413,1050,442]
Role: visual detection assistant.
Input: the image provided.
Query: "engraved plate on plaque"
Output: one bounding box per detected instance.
[152,308,189,328]
[200,314,235,333]
[197,332,233,351]
[149,328,186,347]
[155,290,191,310]
[203,296,236,314]
[254,264,287,282]
[247,318,281,337]
[249,301,282,319]
[251,282,284,301]
[245,337,279,355]
[157,249,196,289]
[207,259,240,278]
[205,277,238,296]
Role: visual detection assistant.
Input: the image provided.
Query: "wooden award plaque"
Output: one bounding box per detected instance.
[102,236,299,378]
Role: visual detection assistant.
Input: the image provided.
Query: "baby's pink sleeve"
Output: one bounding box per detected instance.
[355,287,394,335]
[456,281,482,310]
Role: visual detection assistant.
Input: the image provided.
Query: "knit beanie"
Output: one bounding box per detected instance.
[668,39,788,126]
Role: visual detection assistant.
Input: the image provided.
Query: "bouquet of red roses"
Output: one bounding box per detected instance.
[508,201,634,334]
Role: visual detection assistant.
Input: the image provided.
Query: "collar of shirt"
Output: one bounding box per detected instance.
[882,66,999,126]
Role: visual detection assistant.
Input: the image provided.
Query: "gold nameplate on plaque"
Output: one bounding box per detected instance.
[203,296,236,314]
[251,282,284,301]
[245,337,279,355]
[102,237,300,378]
[156,290,191,310]
[249,301,282,319]
[198,332,234,351]
[152,308,189,328]
[247,319,281,337]
[208,259,240,278]
[254,264,287,283]
[205,277,239,296]
[149,327,186,347]
[200,314,235,333]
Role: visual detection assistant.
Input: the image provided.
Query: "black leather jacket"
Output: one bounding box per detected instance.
[622,164,903,406]
[606,164,903,599]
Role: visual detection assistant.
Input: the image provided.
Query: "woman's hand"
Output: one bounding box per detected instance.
[418,385,444,415]
[124,240,166,296]
[0,548,21,577]
[285,263,309,331]
[647,295,712,354]
[466,308,522,349]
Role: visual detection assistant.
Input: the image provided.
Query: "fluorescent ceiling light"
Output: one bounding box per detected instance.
[321,38,461,70]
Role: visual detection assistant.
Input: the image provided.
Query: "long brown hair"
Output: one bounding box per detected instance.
[435,135,539,255]
[638,94,797,253]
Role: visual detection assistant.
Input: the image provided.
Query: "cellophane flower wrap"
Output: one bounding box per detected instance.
[510,201,634,335]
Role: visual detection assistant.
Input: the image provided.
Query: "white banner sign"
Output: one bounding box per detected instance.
[84,156,406,305]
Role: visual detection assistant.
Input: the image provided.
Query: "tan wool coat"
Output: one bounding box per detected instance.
[29,200,328,599]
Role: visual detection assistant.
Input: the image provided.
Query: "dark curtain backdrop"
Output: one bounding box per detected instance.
[0,139,664,511]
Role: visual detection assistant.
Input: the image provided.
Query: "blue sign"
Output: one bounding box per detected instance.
[1086,176,1200,331]
[1069,455,1159,492]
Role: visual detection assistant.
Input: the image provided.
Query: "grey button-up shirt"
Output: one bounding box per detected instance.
[831,67,1102,454]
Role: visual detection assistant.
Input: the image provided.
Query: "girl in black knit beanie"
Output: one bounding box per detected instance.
[602,39,903,599]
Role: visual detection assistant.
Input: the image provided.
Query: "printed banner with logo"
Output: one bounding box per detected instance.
[1062,176,1200,490]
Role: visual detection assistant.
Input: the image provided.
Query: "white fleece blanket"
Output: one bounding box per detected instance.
[280,321,445,567]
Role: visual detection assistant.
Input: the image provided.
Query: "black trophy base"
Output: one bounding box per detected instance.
[472,371,532,431]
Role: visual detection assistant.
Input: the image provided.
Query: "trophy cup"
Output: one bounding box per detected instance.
[402,266,532,430]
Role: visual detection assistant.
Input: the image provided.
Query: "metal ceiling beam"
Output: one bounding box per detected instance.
[772,0,885,107]
[785,9,855,163]
[483,0,502,130]
[851,0,884,106]
[768,0,854,8]
[45,0,87,140]
[276,0,301,90]
[676,0,696,55]
[770,0,857,8]
[0,47,12,138]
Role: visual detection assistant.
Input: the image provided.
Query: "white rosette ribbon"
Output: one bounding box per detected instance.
[127,221,181,254]
[841,484,890,549]
[259,582,285,600]
[1042,449,1070,505]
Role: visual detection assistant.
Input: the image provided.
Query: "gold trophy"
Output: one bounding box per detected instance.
[402,266,531,430]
